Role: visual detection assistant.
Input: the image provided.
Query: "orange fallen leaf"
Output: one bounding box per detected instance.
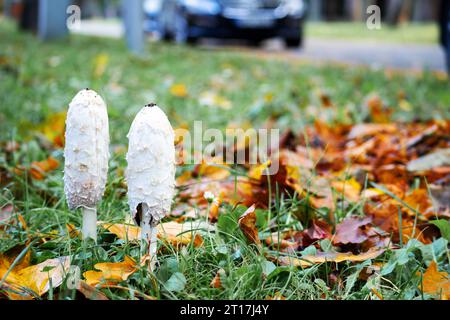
[419,261,450,300]
[84,255,148,286]
[36,112,66,148]
[210,268,225,289]
[29,157,59,180]
[238,204,260,246]
[209,196,222,222]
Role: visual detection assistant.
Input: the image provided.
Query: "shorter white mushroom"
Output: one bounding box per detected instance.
[64,89,110,242]
[126,103,175,269]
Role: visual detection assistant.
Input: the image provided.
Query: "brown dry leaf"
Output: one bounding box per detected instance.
[84,255,148,286]
[419,261,450,300]
[367,94,392,123]
[265,232,298,249]
[278,248,384,268]
[238,204,260,245]
[210,268,225,289]
[29,156,60,180]
[77,280,109,300]
[333,216,372,245]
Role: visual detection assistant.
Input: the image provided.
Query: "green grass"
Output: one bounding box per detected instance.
[0,17,449,300]
[306,22,439,44]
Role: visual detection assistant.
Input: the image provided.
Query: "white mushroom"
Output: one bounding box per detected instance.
[64,89,110,242]
[125,103,175,269]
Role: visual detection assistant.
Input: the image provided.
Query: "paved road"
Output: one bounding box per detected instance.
[72,20,447,72]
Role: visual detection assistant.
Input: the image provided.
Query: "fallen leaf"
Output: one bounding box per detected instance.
[93,53,109,78]
[278,248,384,268]
[77,280,109,300]
[170,83,188,98]
[210,268,225,289]
[407,149,450,172]
[333,216,372,245]
[419,261,450,300]
[101,221,204,247]
[238,205,260,245]
[29,157,60,180]
[0,255,70,298]
[84,255,147,286]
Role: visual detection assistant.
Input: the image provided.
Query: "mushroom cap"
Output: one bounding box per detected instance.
[64,89,110,210]
[125,105,175,224]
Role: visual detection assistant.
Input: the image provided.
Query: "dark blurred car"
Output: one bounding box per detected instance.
[150,0,306,47]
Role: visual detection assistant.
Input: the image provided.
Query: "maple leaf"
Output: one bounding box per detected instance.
[238,204,260,246]
[419,261,450,300]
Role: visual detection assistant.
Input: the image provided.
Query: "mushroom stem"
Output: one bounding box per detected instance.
[140,217,158,271]
[82,207,97,242]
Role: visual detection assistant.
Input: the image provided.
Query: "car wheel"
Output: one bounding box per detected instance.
[285,36,301,48]
[174,11,196,44]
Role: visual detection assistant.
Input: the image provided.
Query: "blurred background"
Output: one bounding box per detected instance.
[2,0,449,72]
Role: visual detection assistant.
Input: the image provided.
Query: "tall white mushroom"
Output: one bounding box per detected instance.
[64,89,110,242]
[125,103,175,269]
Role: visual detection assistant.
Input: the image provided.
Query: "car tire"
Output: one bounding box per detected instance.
[285,36,302,48]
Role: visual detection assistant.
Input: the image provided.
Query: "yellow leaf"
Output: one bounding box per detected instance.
[278,248,384,268]
[248,160,271,181]
[83,256,143,286]
[93,53,109,78]
[170,84,188,98]
[101,221,203,247]
[199,91,231,109]
[0,254,71,298]
[36,112,66,148]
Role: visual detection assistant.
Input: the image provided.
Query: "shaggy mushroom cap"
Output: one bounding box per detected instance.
[64,89,110,210]
[125,105,175,224]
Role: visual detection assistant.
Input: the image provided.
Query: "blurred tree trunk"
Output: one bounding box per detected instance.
[19,0,38,32]
[308,0,322,21]
[385,0,404,25]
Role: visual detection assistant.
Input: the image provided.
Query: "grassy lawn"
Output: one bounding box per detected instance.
[0,17,449,300]
[306,22,439,44]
